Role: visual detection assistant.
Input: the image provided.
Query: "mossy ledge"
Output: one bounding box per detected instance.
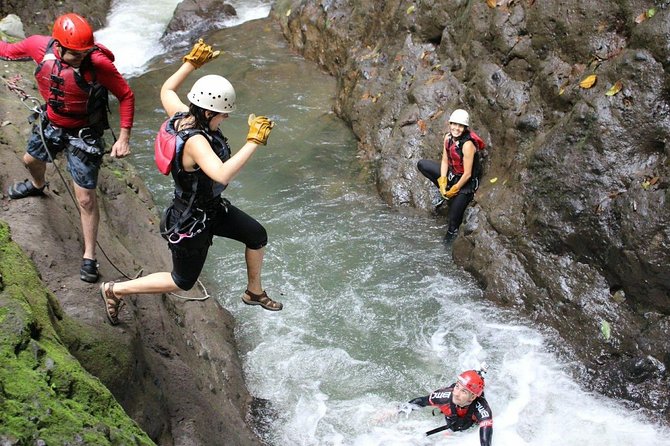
[0,221,154,445]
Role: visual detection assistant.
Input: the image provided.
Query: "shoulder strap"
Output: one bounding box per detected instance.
[41,39,58,62]
[174,128,207,169]
[455,132,480,159]
[457,133,483,179]
[469,130,486,150]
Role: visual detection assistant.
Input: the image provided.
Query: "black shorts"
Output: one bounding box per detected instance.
[165,199,268,290]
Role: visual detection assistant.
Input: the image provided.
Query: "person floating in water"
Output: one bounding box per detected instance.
[99,39,282,325]
[399,368,492,444]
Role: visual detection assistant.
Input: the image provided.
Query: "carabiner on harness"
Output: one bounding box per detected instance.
[167,211,207,244]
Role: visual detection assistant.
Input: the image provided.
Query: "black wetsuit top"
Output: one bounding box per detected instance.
[409,383,493,446]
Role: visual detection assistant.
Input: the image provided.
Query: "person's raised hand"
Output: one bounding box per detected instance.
[247,114,275,145]
[183,38,220,69]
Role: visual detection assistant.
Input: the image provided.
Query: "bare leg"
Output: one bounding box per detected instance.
[100,272,182,325]
[108,272,181,298]
[23,153,48,188]
[241,246,282,311]
[73,184,99,260]
[245,246,264,295]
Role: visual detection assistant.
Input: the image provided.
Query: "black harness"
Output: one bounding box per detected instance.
[159,115,231,244]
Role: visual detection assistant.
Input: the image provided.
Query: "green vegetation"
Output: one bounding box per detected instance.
[0,221,154,445]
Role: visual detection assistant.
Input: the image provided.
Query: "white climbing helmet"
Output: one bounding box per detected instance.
[187,74,236,113]
[449,109,470,127]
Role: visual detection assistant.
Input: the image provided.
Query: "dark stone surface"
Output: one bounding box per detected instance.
[162,0,237,45]
[0,0,111,34]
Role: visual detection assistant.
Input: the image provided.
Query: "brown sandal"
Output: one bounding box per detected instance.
[242,289,283,311]
[99,281,124,325]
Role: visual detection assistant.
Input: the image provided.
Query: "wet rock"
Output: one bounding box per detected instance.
[162,0,237,44]
[0,14,25,39]
[624,355,666,384]
[0,1,111,35]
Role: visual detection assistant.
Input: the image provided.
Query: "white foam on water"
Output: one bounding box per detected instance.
[95,0,272,76]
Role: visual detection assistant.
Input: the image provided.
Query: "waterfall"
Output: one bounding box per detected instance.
[94,0,272,77]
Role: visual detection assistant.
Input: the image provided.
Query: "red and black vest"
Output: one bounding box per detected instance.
[428,385,491,433]
[34,39,109,130]
[444,131,481,177]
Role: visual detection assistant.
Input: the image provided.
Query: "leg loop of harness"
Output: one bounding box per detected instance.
[160,197,208,244]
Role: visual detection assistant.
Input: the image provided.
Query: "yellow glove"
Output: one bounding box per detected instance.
[437,176,448,198]
[445,185,460,199]
[247,114,275,145]
[183,38,221,69]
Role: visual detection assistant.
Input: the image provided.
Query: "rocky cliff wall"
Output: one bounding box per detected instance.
[0,0,111,35]
[0,51,260,446]
[272,0,669,420]
[0,221,154,445]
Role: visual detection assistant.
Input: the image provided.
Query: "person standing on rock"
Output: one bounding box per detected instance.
[99,39,282,325]
[417,109,484,241]
[0,13,134,283]
[398,369,493,444]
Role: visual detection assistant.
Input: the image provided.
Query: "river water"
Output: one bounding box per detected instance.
[96,2,670,445]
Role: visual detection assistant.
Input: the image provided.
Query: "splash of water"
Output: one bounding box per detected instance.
[94,0,271,76]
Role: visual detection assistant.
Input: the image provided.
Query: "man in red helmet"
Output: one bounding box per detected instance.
[0,12,134,283]
[400,370,493,445]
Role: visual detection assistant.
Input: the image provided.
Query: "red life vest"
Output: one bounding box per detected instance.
[154,114,201,175]
[154,120,176,175]
[34,39,110,129]
[154,112,231,175]
[444,130,486,176]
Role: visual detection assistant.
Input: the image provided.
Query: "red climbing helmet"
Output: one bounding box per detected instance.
[457,370,485,397]
[52,13,94,51]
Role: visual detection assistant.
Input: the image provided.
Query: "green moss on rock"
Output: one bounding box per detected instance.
[0,221,154,445]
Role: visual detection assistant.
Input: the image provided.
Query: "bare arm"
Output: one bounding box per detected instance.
[183,135,261,185]
[160,62,194,118]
